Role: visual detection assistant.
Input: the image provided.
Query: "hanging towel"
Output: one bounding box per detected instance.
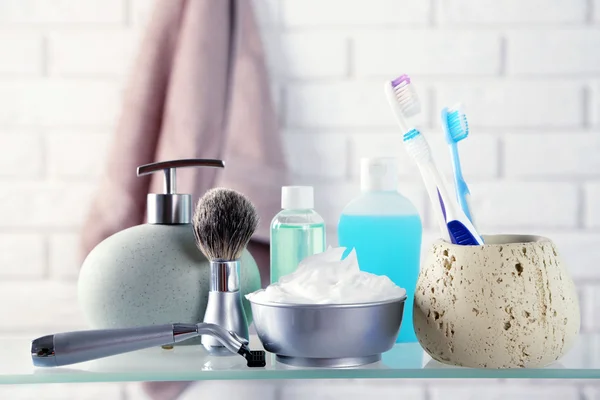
[79,0,287,264]
[79,0,285,398]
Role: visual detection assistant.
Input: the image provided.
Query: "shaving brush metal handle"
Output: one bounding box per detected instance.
[211,260,240,291]
[193,188,258,356]
[202,260,249,356]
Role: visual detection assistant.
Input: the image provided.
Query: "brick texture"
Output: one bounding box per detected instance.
[286,81,431,128]
[585,183,600,228]
[504,133,600,177]
[49,233,80,280]
[0,0,125,24]
[0,133,44,177]
[265,32,348,79]
[434,82,584,128]
[437,0,587,24]
[0,234,45,278]
[0,80,121,126]
[0,34,43,74]
[45,131,110,178]
[354,30,501,77]
[466,182,579,230]
[507,29,600,75]
[281,0,430,26]
[283,132,349,179]
[0,0,595,397]
[48,32,136,76]
[0,182,95,228]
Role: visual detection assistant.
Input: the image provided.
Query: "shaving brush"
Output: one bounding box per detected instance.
[193,188,259,356]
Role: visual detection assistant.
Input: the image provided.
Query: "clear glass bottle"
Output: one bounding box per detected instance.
[270,186,326,284]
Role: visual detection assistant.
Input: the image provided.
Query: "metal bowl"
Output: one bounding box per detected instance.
[249,295,406,368]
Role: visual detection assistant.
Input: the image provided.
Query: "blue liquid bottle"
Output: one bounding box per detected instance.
[338,158,422,343]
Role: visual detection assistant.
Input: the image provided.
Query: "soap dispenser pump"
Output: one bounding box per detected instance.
[137,159,224,225]
[77,159,261,344]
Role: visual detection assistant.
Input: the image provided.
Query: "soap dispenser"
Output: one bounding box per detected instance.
[77,159,261,344]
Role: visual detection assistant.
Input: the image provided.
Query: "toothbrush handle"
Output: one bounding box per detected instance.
[426,158,483,245]
[31,323,197,367]
[418,164,451,242]
[449,143,473,223]
[464,192,475,228]
[458,182,473,223]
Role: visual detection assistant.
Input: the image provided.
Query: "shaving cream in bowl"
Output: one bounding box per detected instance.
[246,247,407,367]
[247,247,406,305]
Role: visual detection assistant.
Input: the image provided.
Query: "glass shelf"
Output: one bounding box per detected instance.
[2,334,599,385]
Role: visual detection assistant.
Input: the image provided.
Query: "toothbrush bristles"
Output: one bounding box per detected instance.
[446,108,469,142]
[403,130,432,163]
[390,75,421,118]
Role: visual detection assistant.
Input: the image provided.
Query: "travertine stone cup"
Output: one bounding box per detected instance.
[414,234,580,368]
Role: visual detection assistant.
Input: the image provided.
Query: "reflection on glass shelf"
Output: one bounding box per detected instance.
[1,334,599,385]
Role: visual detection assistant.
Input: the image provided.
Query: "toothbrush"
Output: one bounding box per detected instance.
[384,75,450,243]
[385,76,483,245]
[441,104,475,226]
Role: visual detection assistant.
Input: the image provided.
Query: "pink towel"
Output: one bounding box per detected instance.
[80,0,287,262]
[79,1,285,397]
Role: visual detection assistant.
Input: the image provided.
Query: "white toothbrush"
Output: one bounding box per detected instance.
[385,75,483,245]
[383,76,450,243]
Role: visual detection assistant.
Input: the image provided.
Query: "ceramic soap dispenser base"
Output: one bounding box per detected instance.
[77,159,261,345]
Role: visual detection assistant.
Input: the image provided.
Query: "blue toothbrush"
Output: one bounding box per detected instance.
[441,105,475,226]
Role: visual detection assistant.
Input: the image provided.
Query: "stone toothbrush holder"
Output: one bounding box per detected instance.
[413,234,580,368]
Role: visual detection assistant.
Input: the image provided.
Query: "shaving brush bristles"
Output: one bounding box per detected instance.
[192,188,259,261]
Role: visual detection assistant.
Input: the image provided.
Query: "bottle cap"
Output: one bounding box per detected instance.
[137,159,225,224]
[360,157,398,191]
[281,186,314,210]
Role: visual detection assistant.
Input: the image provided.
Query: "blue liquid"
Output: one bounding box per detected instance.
[338,214,422,343]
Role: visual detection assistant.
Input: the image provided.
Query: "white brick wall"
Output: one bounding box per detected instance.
[0,80,121,126]
[504,133,600,177]
[467,182,579,229]
[434,82,584,128]
[281,0,430,26]
[0,34,43,74]
[436,0,587,24]
[507,29,600,75]
[265,32,349,79]
[0,0,597,398]
[586,183,600,227]
[0,132,44,177]
[45,131,110,178]
[354,30,501,76]
[48,31,136,77]
[0,0,125,25]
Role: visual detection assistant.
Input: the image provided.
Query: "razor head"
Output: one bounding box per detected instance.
[239,348,266,368]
